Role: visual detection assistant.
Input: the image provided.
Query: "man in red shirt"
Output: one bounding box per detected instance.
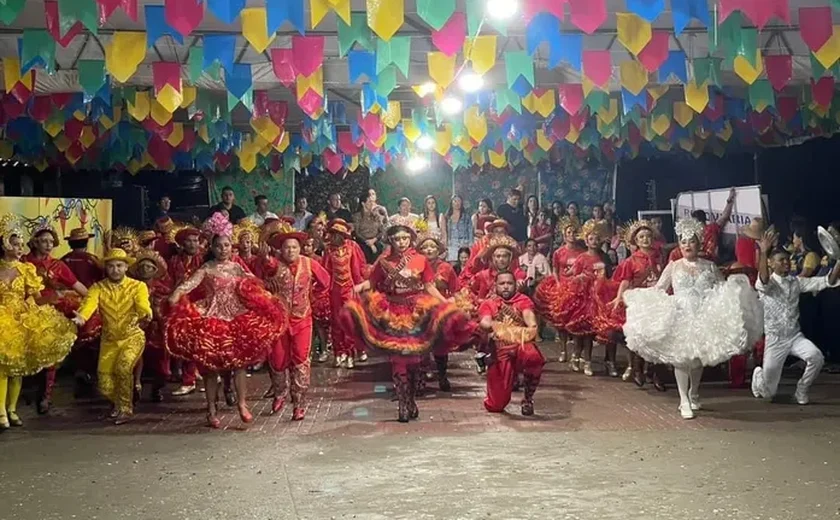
[264,228,331,420]
[470,235,527,299]
[479,272,544,416]
[24,226,89,414]
[669,188,737,264]
[460,218,509,287]
[167,226,203,396]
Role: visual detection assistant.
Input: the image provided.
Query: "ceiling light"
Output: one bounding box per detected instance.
[486,0,519,20]
[441,96,463,115]
[407,156,428,173]
[458,72,484,93]
[416,134,434,150]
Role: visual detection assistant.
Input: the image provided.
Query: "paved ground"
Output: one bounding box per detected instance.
[2,342,840,519]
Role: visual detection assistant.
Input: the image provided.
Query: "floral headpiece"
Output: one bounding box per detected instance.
[415,220,445,252]
[624,219,655,245]
[203,212,233,239]
[105,226,138,253]
[483,235,519,260]
[0,214,25,250]
[675,218,705,243]
[557,216,580,235]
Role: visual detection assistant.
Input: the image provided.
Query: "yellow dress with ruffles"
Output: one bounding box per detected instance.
[0,260,77,377]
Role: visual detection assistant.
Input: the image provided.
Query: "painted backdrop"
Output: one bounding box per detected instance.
[207,169,294,216]
[0,196,112,256]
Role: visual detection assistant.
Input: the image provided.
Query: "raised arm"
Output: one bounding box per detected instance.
[757,229,777,286]
[716,188,737,228]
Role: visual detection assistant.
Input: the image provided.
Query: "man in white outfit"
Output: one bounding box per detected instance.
[752,228,840,404]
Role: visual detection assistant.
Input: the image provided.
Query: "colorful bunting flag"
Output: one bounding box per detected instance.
[567,0,606,34]
[464,35,496,76]
[431,12,466,57]
[428,52,456,88]
[367,0,404,41]
[241,7,276,53]
[311,0,350,27]
[105,32,147,83]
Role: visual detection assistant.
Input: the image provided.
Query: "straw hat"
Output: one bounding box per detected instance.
[102,248,135,266]
[483,235,519,260]
[415,220,444,252]
[327,218,353,238]
[65,227,94,241]
[624,219,656,245]
[130,249,167,277]
[739,218,766,240]
[485,219,511,235]
[173,226,201,246]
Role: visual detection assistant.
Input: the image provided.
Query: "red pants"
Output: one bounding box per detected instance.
[331,289,363,357]
[729,337,766,388]
[269,317,313,407]
[484,343,545,413]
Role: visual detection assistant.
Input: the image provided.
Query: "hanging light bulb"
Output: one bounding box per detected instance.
[486,0,519,20]
[416,134,435,150]
[407,156,429,173]
[441,96,463,115]
[458,71,484,93]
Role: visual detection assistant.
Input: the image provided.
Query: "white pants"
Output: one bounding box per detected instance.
[674,362,703,409]
[758,332,824,398]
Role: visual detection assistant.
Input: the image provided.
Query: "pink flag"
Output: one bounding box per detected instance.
[431,12,466,57]
[97,0,138,23]
[568,0,606,34]
[582,50,611,87]
[637,31,670,73]
[322,148,344,175]
[557,84,584,115]
[764,55,791,92]
[811,77,835,107]
[523,0,566,23]
[292,36,325,77]
[271,49,297,86]
[799,7,833,53]
[164,0,203,37]
[152,62,183,95]
[776,96,798,122]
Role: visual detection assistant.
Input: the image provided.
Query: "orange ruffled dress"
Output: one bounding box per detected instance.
[533,244,583,331]
[164,261,289,371]
[340,249,474,356]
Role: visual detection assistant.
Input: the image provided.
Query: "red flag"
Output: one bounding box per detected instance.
[164,0,203,37]
[270,49,297,86]
[322,148,344,175]
[776,96,798,122]
[523,0,567,23]
[291,36,325,77]
[567,0,606,34]
[582,50,611,87]
[152,62,183,95]
[97,0,138,23]
[719,0,789,30]
[557,84,584,115]
[811,77,835,107]
[799,7,833,53]
[637,31,670,73]
[764,55,792,92]
[46,1,83,47]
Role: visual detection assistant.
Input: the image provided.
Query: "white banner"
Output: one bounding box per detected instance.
[674,185,766,262]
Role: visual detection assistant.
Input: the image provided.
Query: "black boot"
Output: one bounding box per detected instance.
[435,356,451,392]
[407,367,420,420]
[521,373,539,416]
[393,373,410,423]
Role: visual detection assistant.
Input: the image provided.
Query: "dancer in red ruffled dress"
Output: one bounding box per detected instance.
[262,226,330,420]
[534,217,583,365]
[593,220,665,388]
[165,213,289,428]
[166,225,204,396]
[416,224,460,391]
[24,225,90,414]
[340,224,473,422]
[562,221,618,377]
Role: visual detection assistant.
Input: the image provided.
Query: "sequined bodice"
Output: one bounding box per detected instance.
[182,261,250,321]
[656,259,722,305]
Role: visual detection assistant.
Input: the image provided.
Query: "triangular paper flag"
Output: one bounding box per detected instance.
[241,7,276,53]
[464,35,497,76]
[428,52,456,88]
[616,12,652,56]
[105,32,147,83]
[367,0,404,41]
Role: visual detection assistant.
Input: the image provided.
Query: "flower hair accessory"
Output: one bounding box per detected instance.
[0,213,25,250]
[203,211,234,239]
[675,217,705,243]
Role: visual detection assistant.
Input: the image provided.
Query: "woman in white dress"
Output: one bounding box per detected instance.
[623,218,762,419]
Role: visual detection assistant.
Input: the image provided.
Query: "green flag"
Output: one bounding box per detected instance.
[748,80,775,112]
[710,11,743,59]
[505,51,534,88]
[21,29,56,74]
[58,0,99,35]
[495,88,522,114]
[417,0,456,31]
[585,90,609,114]
[188,47,204,84]
[738,28,758,68]
[337,13,374,57]
[78,60,106,97]
[376,36,410,76]
[466,0,483,37]
[374,65,397,97]
[0,0,26,25]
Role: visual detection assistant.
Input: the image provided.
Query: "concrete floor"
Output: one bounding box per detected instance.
[1,343,839,519]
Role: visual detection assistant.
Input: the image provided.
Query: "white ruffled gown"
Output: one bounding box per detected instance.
[623,258,763,417]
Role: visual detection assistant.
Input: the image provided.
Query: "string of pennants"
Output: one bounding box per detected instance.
[2,0,840,175]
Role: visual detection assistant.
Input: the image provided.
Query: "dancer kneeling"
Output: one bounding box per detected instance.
[480,272,544,415]
[340,224,473,423]
[165,214,289,428]
[623,218,762,419]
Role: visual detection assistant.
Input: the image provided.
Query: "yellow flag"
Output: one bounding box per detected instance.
[814,27,840,69]
[150,98,173,125]
[156,84,183,114]
[596,98,619,124]
[464,106,488,143]
[238,149,258,173]
[616,13,652,56]
[619,60,648,95]
[679,137,694,153]
[273,130,290,152]
[241,8,275,53]
[647,84,669,102]
[127,158,142,175]
[402,119,420,142]
[73,110,87,121]
[534,89,556,118]
[296,67,324,99]
[463,35,497,75]
[106,32,147,83]
[471,148,486,167]
[166,123,185,147]
[488,149,506,168]
[684,80,709,113]
[428,52,456,89]
[717,121,733,142]
[367,0,403,41]
[651,114,671,136]
[0,141,13,160]
[381,101,401,129]
[347,155,360,171]
[733,49,764,85]
[673,101,694,127]
[180,86,197,108]
[311,0,351,27]
[536,129,553,151]
[44,118,63,138]
[198,123,211,143]
[458,136,474,153]
[33,158,48,172]
[522,91,538,114]
[54,134,71,152]
[434,125,452,156]
[565,125,580,144]
[99,106,121,130]
[127,91,150,121]
[3,58,23,93]
[251,116,281,143]
[640,117,655,142]
[79,126,96,148]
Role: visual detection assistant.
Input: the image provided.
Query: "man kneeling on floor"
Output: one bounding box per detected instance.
[752,228,840,405]
[479,272,545,416]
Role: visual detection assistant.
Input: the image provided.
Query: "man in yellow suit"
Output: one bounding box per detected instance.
[73,249,152,425]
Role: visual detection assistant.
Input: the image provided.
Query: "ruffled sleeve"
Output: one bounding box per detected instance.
[654,261,675,291]
[19,263,45,300]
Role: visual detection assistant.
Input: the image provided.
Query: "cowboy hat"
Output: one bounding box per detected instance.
[137,230,157,244]
[102,248,135,266]
[327,218,353,238]
[739,218,766,240]
[174,226,201,246]
[130,250,167,277]
[65,227,94,241]
[268,231,310,250]
[485,219,512,235]
[483,235,519,260]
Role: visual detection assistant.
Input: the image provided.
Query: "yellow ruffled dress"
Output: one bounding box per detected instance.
[0,260,77,376]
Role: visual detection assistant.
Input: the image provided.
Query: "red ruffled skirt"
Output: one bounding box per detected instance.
[339,291,475,356]
[164,278,289,371]
[311,287,331,326]
[591,279,623,344]
[533,276,578,331]
[54,294,102,346]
